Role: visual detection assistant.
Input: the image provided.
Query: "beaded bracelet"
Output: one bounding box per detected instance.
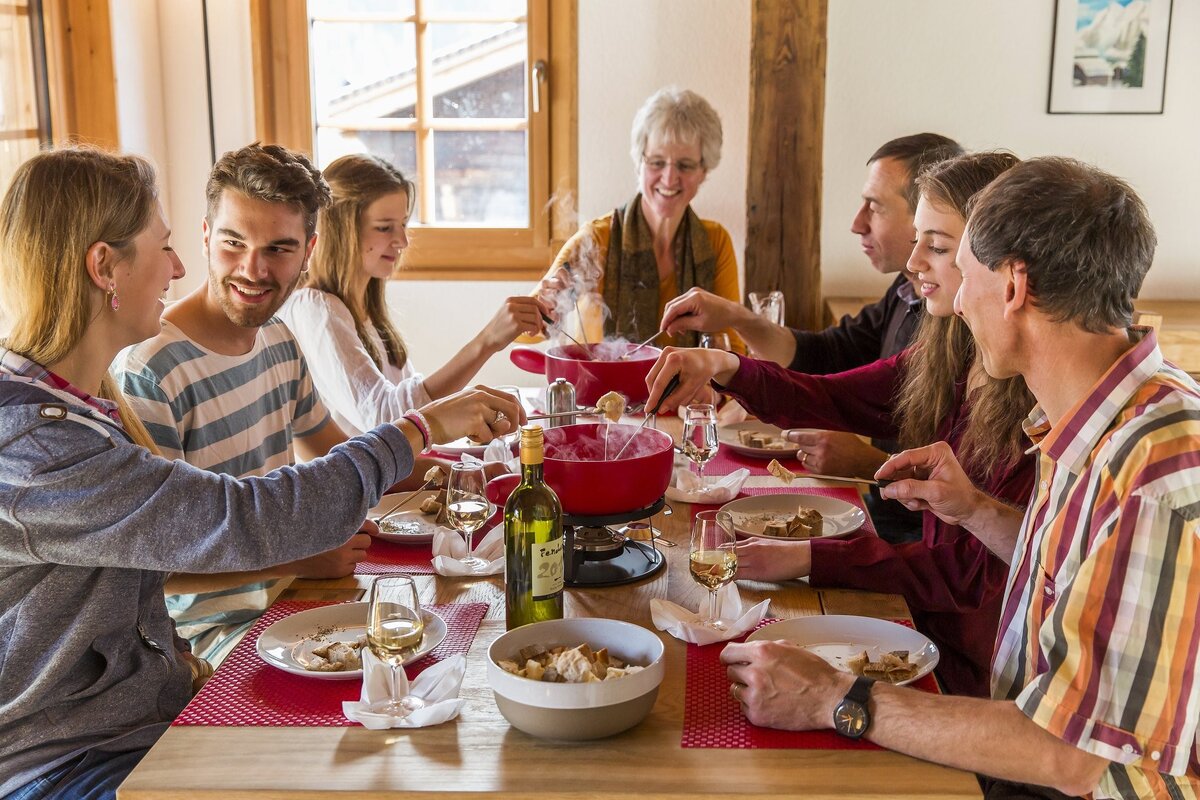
[401,411,432,453]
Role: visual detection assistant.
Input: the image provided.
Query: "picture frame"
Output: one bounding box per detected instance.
[1048,0,1173,114]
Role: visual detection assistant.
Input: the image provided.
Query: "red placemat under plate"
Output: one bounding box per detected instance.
[357,524,494,576]
[173,600,488,727]
[682,618,939,749]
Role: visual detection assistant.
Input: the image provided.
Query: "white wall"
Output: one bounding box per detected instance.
[822,0,1200,300]
[114,0,1198,389]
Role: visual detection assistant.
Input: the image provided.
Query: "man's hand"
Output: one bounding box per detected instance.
[879,442,1026,562]
[645,346,740,414]
[734,539,811,581]
[418,385,526,445]
[784,429,887,477]
[876,442,982,526]
[721,639,852,730]
[660,287,751,337]
[285,531,372,579]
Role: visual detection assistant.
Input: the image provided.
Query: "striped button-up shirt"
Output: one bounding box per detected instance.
[992,330,1200,799]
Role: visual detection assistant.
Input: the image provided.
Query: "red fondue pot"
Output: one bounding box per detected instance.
[486,423,674,517]
[509,344,661,406]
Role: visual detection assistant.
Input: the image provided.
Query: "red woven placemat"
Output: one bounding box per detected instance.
[682,618,939,749]
[356,525,494,576]
[173,600,488,727]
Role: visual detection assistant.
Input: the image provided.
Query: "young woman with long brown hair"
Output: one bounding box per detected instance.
[646,152,1036,698]
[279,153,548,435]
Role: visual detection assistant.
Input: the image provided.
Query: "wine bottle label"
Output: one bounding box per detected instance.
[531,538,564,600]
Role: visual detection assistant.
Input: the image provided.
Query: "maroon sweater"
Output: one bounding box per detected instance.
[721,352,1035,697]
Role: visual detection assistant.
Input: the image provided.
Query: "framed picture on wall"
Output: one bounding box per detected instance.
[1048,0,1172,114]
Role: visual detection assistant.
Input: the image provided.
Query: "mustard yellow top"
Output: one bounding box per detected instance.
[524,213,744,351]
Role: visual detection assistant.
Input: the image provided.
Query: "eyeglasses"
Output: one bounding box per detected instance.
[642,154,704,176]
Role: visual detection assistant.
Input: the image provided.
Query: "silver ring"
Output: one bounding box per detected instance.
[493,410,506,425]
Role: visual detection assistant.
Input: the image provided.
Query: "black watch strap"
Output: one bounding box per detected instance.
[846,675,875,704]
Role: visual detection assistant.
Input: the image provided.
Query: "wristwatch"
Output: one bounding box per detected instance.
[833,676,875,739]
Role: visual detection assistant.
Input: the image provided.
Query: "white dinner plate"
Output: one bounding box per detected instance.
[256,602,447,681]
[718,493,865,540]
[717,422,805,459]
[747,615,939,686]
[368,490,448,544]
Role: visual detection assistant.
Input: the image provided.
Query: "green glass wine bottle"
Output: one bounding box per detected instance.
[504,424,564,629]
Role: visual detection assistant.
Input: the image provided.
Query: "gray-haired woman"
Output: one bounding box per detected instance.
[530,86,742,350]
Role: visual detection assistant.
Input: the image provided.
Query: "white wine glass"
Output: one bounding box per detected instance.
[446,462,492,570]
[366,574,426,716]
[688,510,737,630]
[682,403,719,487]
[698,331,732,351]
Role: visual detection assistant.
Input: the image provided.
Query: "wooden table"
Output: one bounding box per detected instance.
[120,443,980,797]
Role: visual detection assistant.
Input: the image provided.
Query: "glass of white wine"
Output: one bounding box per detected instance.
[682,403,719,487]
[446,462,492,570]
[366,574,426,716]
[688,510,737,630]
[698,331,732,351]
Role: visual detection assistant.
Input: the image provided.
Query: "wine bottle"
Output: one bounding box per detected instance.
[504,424,564,629]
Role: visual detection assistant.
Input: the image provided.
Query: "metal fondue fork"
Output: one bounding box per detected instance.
[611,374,680,461]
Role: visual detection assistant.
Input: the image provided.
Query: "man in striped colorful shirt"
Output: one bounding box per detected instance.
[121,144,375,666]
[721,157,1199,799]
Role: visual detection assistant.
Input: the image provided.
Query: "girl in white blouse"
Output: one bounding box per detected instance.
[280,154,547,434]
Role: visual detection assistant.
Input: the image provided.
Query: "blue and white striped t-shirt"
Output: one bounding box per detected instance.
[120,318,331,663]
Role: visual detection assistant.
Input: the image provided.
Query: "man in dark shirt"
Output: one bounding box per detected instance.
[661,133,963,543]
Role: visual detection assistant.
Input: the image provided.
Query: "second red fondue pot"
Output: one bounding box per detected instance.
[509,344,660,406]
[537,423,674,516]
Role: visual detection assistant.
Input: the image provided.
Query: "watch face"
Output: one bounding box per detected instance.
[834,700,869,738]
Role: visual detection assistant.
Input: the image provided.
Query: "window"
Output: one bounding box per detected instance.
[250,0,577,280]
[0,0,50,189]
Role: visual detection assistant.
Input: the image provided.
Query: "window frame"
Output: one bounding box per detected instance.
[249,0,577,281]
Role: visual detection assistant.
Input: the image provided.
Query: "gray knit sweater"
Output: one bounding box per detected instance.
[0,378,412,793]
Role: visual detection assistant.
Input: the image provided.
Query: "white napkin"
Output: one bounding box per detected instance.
[665,466,750,504]
[650,583,771,645]
[342,651,466,729]
[460,440,518,474]
[430,524,505,576]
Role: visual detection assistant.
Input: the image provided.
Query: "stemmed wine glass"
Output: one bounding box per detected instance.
[698,331,732,351]
[446,462,492,570]
[682,403,719,487]
[688,510,737,629]
[366,574,426,716]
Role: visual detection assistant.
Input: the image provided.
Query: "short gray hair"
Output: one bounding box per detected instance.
[966,157,1155,333]
[629,87,723,173]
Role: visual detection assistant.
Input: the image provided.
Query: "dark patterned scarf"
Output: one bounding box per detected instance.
[602,193,716,346]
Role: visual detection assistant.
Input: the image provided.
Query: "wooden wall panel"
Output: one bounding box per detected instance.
[42,0,118,148]
[745,0,826,330]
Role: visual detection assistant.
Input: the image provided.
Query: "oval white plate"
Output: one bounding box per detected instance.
[718,493,865,539]
[717,422,805,459]
[256,602,447,681]
[747,615,939,686]
[369,490,449,544]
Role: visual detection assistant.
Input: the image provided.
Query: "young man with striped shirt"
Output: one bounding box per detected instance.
[722,157,1199,799]
[121,144,410,665]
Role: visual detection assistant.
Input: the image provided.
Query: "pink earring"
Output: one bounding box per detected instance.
[107,283,120,311]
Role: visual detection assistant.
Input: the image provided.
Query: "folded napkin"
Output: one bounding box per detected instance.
[665,466,750,504]
[716,398,749,425]
[342,651,466,729]
[650,583,771,646]
[431,524,505,576]
[460,439,518,474]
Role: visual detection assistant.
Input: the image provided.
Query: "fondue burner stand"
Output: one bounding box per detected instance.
[562,497,668,587]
